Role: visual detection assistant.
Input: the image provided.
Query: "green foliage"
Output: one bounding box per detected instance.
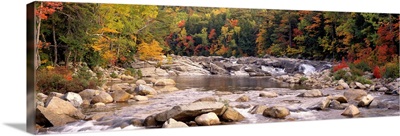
[355,76,372,85]
[299,76,308,83]
[352,61,371,72]
[137,69,143,79]
[383,62,400,79]
[110,72,118,78]
[333,69,353,81]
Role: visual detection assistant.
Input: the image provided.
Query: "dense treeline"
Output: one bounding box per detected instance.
[35,2,399,70]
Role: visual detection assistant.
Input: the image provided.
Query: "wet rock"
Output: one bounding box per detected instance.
[368,100,379,108]
[244,67,256,72]
[110,84,123,91]
[249,105,268,114]
[131,119,144,127]
[330,100,346,110]
[331,95,348,103]
[134,95,148,101]
[215,91,233,95]
[91,112,111,121]
[135,84,157,96]
[210,63,229,75]
[93,102,106,108]
[318,97,331,110]
[110,90,131,102]
[144,78,157,84]
[157,86,179,92]
[259,92,278,98]
[335,85,345,90]
[235,95,250,102]
[355,82,366,89]
[163,118,189,128]
[92,91,113,104]
[298,89,323,97]
[135,80,147,86]
[154,102,225,122]
[221,107,245,122]
[263,106,290,119]
[343,89,367,101]
[194,97,217,103]
[36,97,85,127]
[358,95,374,107]
[144,115,159,128]
[121,75,134,80]
[81,99,91,108]
[195,112,221,126]
[37,93,48,102]
[63,92,83,108]
[341,105,360,117]
[79,89,100,100]
[154,79,176,86]
[48,92,64,98]
[187,121,197,126]
[235,104,251,109]
[378,87,388,92]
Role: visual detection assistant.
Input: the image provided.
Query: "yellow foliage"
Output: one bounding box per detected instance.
[46,65,55,70]
[138,40,163,61]
[41,59,48,64]
[216,45,229,56]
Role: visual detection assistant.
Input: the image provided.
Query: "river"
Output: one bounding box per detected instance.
[41,76,400,134]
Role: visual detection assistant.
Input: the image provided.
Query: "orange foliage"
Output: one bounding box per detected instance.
[35,2,63,20]
[178,20,186,28]
[373,66,382,78]
[208,29,216,39]
[228,19,239,27]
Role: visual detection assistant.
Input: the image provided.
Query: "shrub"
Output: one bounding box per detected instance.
[333,69,354,82]
[373,66,382,78]
[36,67,103,94]
[299,77,308,83]
[137,69,143,79]
[353,60,371,72]
[333,58,349,72]
[383,62,399,79]
[355,76,372,84]
[350,67,364,76]
[110,72,118,78]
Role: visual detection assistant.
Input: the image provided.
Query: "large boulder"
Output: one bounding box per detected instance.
[110,90,131,102]
[341,105,360,117]
[134,95,148,101]
[162,118,189,128]
[154,102,226,122]
[64,92,83,108]
[221,107,245,122]
[343,89,367,101]
[154,79,176,86]
[92,91,113,104]
[135,84,157,96]
[358,95,374,107]
[36,93,48,102]
[338,79,350,89]
[259,92,278,98]
[298,89,323,97]
[210,63,229,75]
[235,95,250,102]
[330,95,348,103]
[355,82,366,89]
[36,97,85,127]
[135,80,147,86]
[329,100,346,110]
[249,105,268,114]
[263,106,290,119]
[79,89,100,100]
[195,112,221,126]
[143,115,159,128]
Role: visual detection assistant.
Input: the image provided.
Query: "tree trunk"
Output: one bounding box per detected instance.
[65,49,71,68]
[289,21,292,47]
[35,3,43,70]
[52,24,58,66]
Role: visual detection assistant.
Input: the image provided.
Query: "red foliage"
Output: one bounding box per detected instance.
[373,66,382,78]
[376,45,389,63]
[35,2,63,20]
[208,29,216,39]
[177,20,186,28]
[229,19,239,27]
[333,57,349,72]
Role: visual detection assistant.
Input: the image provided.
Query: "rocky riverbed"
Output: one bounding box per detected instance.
[34,56,400,134]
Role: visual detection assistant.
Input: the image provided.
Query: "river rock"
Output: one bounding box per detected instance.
[249,105,268,114]
[92,91,113,104]
[378,87,388,92]
[64,92,83,108]
[368,100,379,108]
[335,85,345,90]
[259,92,278,98]
[131,118,144,127]
[135,80,147,86]
[121,75,134,80]
[330,100,346,109]
[79,89,100,100]
[144,115,159,128]
[331,95,348,103]
[134,95,148,101]
[194,97,217,103]
[154,102,226,122]
[215,91,233,95]
[135,84,157,96]
[355,82,366,89]
[343,89,367,101]
[338,79,350,89]
[235,104,251,109]
[162,118,189,128]
[210,63,229,75]
[37,93,48,102]
[144,78,157,84]
[93,102,106,108]
[298,89,323,97]
[318,97,331,110]
[154,79,176,86]
[110,90,131,102]
[36,97,85,127]
[263,106,290,119]
[110,84,123,91]
[358,95,374,107]
[235,95,250,102]
[81,99,91,108]
[158,86,179,92]
[221,107,245,122]
[195,112,221,126]
[49,92,64,98]
[341,105,360,117]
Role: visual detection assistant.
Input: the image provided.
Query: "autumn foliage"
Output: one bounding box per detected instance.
[35,2,63,20]
[373,66,382,78]
[333,58,349,72]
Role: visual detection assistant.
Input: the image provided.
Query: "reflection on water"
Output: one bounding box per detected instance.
[169,75,308,91]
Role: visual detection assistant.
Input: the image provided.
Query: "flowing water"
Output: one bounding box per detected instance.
[40,76,400,134]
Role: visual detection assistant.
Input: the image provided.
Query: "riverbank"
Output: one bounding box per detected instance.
[34,55,400,134]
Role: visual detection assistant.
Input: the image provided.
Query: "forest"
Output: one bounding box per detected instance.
[35,2,399,74]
